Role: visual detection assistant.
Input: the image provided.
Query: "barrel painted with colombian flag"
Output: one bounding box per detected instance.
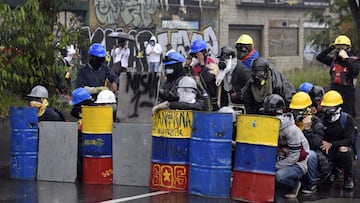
[81,106,113,184]
[150,110,192,192]
[189,112,233,198]
[231,115,280,203]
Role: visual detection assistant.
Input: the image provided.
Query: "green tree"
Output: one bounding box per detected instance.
[307,0,360,55]
[0,0,82,97]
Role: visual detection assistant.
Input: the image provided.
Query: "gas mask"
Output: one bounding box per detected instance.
[252,69,269,86]
[216,57,236,87]
[323,106,341,123]
[235,44,251,59]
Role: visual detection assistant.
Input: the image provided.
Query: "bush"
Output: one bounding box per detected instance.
[284,66,330,89]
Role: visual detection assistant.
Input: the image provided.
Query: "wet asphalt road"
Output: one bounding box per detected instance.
[0,163,359,203]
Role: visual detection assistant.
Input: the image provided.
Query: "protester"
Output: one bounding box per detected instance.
[262,94,309,199]
[187,39,219,111]
[298,82,314,93]
[158,51,186,103]
[235,34,259,70]
[94,89,117,122]
[165,43,176,56]
[316,35,360,118]
[146,36,163,73]
[152,76,207,113]
[55,46,72,101]
[289,92,328,194]
[215,46,251,108]
[240,57,296,114]
[76,43,119,99]
[111,39,130,76]
[27,85,66,121]
[320,90,355,189]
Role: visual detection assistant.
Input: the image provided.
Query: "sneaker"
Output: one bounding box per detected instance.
[301,184,317,194]
[285,182,301,199]
[344,177,354,189]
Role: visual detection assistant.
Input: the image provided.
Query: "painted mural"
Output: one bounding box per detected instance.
[83,0,220,72]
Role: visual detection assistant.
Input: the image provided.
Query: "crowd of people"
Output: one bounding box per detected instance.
[28,33,359,199]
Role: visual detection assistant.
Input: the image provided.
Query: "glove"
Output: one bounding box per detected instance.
[152,101,170,114]
[84,86,108,94]
[338,49,349,59]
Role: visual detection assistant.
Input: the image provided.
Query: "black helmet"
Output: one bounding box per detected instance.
[263,94,285,116]
[251,57,270,72]
[309,85,324,103]
[217,46,236,60]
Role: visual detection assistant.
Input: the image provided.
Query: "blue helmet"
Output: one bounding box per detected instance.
[164,51,185,65]
[298,82,314,93]
[189,39,207,54]
[69,87,92,105]
[88,43,106,57]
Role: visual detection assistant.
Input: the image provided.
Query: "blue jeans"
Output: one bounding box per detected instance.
[302,150,318,186]
[149,62,161,72]
[276,164,305,190]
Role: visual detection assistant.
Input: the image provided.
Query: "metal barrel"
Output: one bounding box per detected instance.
[189,112,233,198]
[9,107,38,180]
[81,106,113,184]
[149,110,192,192]
[231,115,280,203]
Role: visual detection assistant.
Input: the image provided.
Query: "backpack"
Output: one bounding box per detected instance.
[339,112,359,160]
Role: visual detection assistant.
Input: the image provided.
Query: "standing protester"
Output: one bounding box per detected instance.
[320,90,355,189]
[235,34,259,70]
[187,39,219,111]
[215,46,251,108]
[240,57,296,114]
[76,43,119,99]
[27,85,66,122]
[55,46,72,101]
[262,94,310,199]
[146,36,163,73]
[111,39,130,76]
[159,51,186,103]
[316,35,360,118]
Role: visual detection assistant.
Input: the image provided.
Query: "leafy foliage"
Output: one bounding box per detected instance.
[0,0,81,98]
[305,0,360,55]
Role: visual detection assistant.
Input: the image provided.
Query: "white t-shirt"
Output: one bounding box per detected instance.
[111,47,130,68]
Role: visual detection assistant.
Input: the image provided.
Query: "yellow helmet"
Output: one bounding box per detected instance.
[321,90,343,107]
[236,34,254,46]
[333,35,351,47]
[290,92,312,109]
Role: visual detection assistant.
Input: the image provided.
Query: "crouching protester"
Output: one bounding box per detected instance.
[27,85,66,121]
[262,94,310,199]
[289,92,329,194]
[320,90,356,190]
[152,76,207,113]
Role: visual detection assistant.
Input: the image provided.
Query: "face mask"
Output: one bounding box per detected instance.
[323,107,341,123]
[89,57,105,70]
[177,88,196,103]
[165,68,174,75]
[219,61,227,70]
[190,58,199,66]
[150,41,155,46]
[252,70,269,86]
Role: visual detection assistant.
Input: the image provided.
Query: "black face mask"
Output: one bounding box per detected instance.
[252,70,269,86]
[89,56,105,70]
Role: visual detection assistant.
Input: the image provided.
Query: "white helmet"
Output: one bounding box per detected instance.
[27,85,48,98]
[178,76,197,89]
[219,106,236,123]
[95,90,117,104]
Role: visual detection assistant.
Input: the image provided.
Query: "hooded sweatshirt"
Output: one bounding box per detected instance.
[276,113,310,173]
[146,36,163,63]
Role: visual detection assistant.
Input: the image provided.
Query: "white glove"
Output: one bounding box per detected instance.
[152,101,170,114]
[338,49,349,59]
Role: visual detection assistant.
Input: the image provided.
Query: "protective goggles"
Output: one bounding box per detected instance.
[322,106,338,114]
